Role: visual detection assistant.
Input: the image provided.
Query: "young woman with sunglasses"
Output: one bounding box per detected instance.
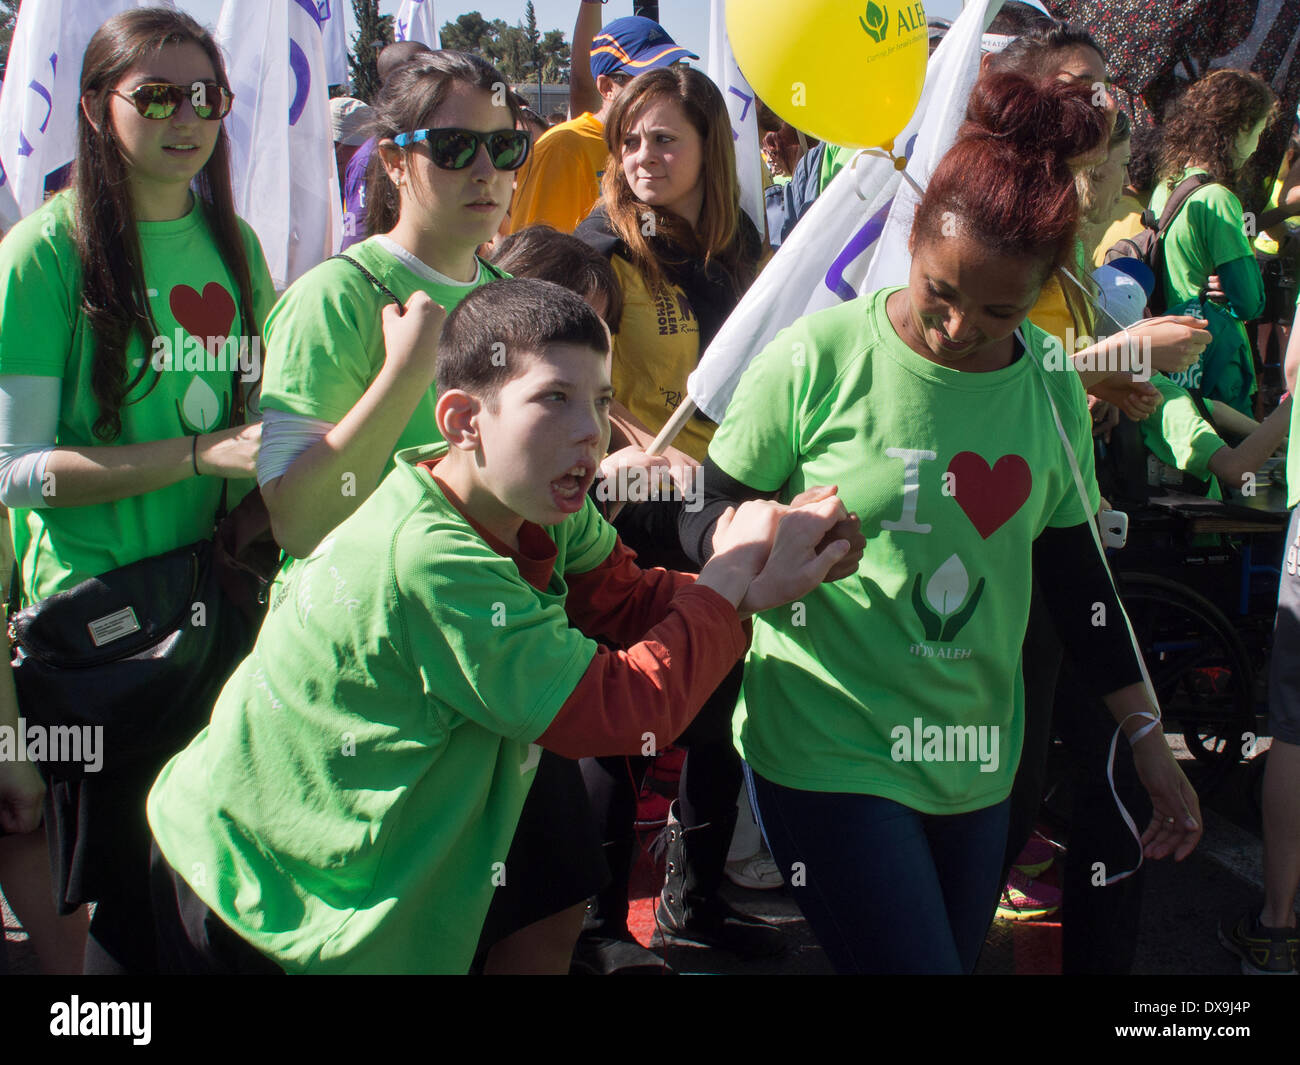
[257,51,530,558]
[0,9,275,973]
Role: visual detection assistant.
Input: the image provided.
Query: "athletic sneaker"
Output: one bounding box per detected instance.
[995,869,1062,921]
[724,848,784,891]
[1217,909,1298,975]
[1011,835,1059,879]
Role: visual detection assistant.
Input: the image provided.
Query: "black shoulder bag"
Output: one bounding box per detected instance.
[7,372,279,782]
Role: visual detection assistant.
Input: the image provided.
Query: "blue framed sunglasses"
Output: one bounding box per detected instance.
[392,127,532,171]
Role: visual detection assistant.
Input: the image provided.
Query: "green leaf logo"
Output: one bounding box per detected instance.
[860,2,888,43]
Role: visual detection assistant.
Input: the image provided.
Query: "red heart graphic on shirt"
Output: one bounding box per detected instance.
[169,283,236,353]
[947,452,1032,539]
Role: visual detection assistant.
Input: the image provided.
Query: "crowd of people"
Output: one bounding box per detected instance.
[0,0,1297,976]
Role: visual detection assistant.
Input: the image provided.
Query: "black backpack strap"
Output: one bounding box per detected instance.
[329,253,403,307]
[1154,173,1215,238]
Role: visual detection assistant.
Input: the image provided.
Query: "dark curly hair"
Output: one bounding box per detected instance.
[1155,69,1277,189]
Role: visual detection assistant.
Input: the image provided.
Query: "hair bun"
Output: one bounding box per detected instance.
[960,71,1107,165]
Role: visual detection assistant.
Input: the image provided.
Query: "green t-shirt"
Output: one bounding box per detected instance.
[260,236,504,469]
[818,143,857,194]
[0,191,276,603]
[1150,169,1258,415]
[1148,168,1255,308]
[1140,373,1225,499]
[707,287,1099,814]
[147,443,618,974]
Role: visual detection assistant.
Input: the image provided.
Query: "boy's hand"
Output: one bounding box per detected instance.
[739,494,854,614]
[697,499,786,609]
[380,291,447,387]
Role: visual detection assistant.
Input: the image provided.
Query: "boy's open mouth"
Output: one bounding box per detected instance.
[550,463,595,508]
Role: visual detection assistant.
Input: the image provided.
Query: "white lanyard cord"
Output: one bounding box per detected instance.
[1024,330,1161,885]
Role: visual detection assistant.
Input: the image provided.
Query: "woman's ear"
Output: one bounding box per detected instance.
[375,138,407,188]
[80,92,102,135]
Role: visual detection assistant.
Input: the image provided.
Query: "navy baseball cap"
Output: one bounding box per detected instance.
[589,16,698,79]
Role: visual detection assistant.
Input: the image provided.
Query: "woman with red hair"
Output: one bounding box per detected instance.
[679,72,1203,973]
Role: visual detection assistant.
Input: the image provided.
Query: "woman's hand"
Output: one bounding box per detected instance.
[380,291,447,387]
[1127,314,1211,375]
[1089,376,1163,421]
[1131,728,1203,861]
[0,758,45,836]
[196,420,261,479]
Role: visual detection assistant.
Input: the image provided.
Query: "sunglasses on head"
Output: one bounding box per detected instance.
[392,127,532,171]
[110,80,233,121]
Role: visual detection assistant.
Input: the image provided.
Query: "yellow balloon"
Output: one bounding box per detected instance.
[727,0,929,150]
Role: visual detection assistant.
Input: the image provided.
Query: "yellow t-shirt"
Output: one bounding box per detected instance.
[508,112,609,235]
[1093,192,1146,267]
[609,255,716,462]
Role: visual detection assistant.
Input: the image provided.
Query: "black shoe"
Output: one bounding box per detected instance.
[570,932,672,975]
[653,800,789,961]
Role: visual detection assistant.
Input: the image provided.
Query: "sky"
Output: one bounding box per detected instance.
[177,1,969,77]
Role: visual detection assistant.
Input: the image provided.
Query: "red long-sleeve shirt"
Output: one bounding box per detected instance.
[426,465,748,759]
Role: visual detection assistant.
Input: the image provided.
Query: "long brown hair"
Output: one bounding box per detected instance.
[599,66,751,296]
[1156,69,1277,188]
[364,51,522,237]
[75,8,258,442]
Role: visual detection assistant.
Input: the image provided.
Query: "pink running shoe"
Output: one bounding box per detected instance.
[996,869,1062,921]
[1012,835,1059,879]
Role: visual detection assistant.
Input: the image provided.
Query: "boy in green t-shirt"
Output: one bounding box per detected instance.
[147,278,855,974]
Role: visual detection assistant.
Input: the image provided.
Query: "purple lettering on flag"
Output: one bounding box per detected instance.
[397,18,409,40]
[293,0,324,27]
[288,39,311,126]
[28,78,54,133]
[317,1,331,18]
[17,131,33,158]
[727,86,753,122]
[824,197,894,301]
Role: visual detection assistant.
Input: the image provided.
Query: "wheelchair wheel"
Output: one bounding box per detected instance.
[1117,572,1256,782]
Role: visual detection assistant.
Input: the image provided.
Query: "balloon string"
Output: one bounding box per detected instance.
[857,146,927,199]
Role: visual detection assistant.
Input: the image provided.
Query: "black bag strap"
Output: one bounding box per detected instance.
[1148,172,1216,238]
[330,253,404,307]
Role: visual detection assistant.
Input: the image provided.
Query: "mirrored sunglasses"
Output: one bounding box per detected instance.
[111,81,233,121]
[392,127,532,171]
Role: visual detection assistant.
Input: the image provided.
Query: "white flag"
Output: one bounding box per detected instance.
[317,0,350,87]
[688,0,997,423]
[0,0,171,229]
[706,0,764,235]
[218,0,343,289]
[395,0,441,50]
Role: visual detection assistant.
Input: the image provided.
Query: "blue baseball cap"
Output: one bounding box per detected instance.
[589,16,698,79]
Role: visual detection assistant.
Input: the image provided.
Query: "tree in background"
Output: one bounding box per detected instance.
[349,0,393,102]
[440,9,570,83]
[0,0,19,83]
